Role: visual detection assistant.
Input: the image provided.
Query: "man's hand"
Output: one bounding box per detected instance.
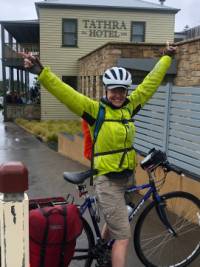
[19,52,44,75]
[163,41,177,57]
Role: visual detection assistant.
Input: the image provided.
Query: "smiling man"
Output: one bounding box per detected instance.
[21,42,176,267]
[103,67,131,108]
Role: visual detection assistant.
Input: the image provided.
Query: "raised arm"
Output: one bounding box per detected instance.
[128,43,176,109]
[38,67,97,117]
[20,53,98,118]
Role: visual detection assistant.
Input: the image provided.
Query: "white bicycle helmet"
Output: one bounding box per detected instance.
[103,67,132,89]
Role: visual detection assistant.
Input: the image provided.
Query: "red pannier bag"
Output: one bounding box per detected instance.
[29,203,83,267]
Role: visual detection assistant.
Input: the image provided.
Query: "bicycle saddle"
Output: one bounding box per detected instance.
[63,169,97,184]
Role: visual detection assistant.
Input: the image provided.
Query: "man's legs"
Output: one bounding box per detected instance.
[101,223,110,240]
[112,239,129,267]
[95,176,131,267]
[101,224,129,267]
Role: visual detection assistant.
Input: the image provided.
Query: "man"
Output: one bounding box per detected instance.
[21,42,176,267]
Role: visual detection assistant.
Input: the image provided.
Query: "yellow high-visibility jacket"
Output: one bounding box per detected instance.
[38,55,171,176]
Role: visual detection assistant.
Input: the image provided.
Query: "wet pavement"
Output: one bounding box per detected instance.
[0,117,87,199]
[0,112,199,267]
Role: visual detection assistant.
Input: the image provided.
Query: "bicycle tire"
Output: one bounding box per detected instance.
[134,191,200,267]
[70,217,95,267]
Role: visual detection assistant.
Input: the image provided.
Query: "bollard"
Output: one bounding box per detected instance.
[0,162,29,267]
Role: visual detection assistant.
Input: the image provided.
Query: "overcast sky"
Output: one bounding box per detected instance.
[150,0,199,30]
[0,0,199,31]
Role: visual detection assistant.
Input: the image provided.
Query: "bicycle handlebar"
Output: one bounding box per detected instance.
[141,148,184,176]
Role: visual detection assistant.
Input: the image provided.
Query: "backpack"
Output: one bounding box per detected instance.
[82,103,105,161]
[82,119,93,160]
[29,202,83,267]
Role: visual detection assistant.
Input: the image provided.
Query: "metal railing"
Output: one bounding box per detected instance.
[3,43,39,59]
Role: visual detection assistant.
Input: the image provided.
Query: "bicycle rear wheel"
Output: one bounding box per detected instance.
[134,191,200,267]
[70,217,95,267]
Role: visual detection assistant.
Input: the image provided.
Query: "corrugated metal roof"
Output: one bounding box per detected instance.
[0,20,38,24]
[0,20,39,43]
[36,0,179,13]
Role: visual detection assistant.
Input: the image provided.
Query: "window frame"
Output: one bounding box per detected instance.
[62,18,78,47]
[131,21,146,43]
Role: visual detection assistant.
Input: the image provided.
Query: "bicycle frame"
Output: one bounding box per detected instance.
[77,175,170,245]
[79,195,102,239]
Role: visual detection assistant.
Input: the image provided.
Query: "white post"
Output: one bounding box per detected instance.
[0,162,29,267]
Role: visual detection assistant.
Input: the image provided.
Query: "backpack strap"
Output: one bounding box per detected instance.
[39,207,68,267]
[104,118,135,123]
[90,102,105,185]
[104,104,141,123]
[39,209,50,267]
[59,205,67,267]
[94,146,134,168]
[131,104,141,117]
[93,103,105,142]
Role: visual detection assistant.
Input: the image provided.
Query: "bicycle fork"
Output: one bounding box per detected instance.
[155,198,177,236]
[148,170,177,236]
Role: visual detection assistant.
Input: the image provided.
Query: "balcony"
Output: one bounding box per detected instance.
[3,43,40,68]
[1,20,40,68]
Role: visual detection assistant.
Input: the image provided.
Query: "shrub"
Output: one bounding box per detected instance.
[15,119,82,143]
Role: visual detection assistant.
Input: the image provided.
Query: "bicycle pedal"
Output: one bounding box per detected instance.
[96,249,112,267]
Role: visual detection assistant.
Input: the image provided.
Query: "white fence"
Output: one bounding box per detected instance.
[134,84,200,179]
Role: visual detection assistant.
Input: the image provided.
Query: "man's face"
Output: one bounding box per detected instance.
[106,87,127,107]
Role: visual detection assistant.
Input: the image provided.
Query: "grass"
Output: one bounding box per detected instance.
[15,118,82,143]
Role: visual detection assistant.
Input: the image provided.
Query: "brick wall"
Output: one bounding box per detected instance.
[79,42,165,75]
[175,37,200,86]
[79,39,200,97]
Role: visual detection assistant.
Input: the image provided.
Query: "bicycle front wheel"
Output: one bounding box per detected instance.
[70,217,95,267]
[134,191,200,267]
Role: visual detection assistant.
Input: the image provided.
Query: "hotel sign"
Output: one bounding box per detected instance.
[81,19,128,38]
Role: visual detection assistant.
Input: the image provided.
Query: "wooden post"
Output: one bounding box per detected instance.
[0,162,29,267]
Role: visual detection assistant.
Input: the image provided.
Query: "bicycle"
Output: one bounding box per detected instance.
[62,148,200,267]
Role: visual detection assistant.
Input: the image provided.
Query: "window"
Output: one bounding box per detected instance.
[62,76,77,89]
[131,22,145,43]
[62,19,78,47]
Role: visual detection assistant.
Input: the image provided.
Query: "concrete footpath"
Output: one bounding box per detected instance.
[0,119,198,267]
[0,121,88,199]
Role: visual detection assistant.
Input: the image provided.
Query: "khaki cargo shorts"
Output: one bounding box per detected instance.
[94,175,132,240]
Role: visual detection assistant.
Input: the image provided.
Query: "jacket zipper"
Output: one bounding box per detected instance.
[119,109,129,168]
